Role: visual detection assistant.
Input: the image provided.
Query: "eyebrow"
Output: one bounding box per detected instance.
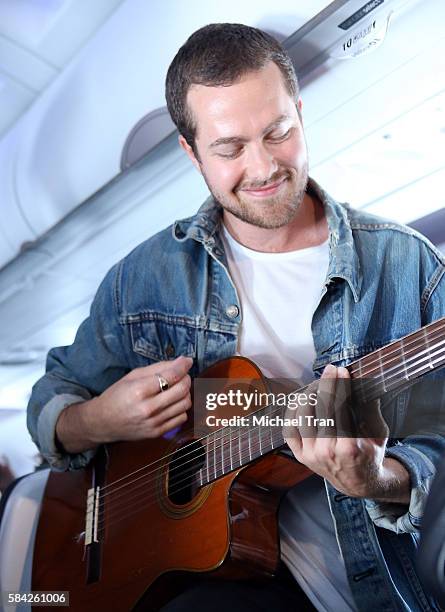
[209,114,291,149]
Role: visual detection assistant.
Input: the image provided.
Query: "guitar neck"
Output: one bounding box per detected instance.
[198,316,445,486]
[348,315,445,396]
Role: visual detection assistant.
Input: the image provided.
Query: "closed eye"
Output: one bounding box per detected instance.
[268,128,292,143]
[215,126,293,159]
[217,149,243,160]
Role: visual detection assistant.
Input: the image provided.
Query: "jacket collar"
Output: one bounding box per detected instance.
[308,179,362,302]
[173,177,362,302]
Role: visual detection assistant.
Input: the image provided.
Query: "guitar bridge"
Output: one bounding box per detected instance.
[85,486,100,546]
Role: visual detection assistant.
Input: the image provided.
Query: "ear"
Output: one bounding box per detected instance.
[178,135,202,174]
[296,97,304,125]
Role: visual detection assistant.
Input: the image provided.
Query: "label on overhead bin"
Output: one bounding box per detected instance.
[338,0,385,30]
[330,10,393,59]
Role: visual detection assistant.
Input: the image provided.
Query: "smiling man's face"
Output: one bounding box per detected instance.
[179,61,309,230]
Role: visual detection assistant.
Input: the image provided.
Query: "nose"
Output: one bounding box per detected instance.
[244,143,278,185]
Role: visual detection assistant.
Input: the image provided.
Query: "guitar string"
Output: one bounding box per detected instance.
[96,321,445,500]
[95,324,445,501]
[95,338,440,520]
[95,422,295,534]
[94,333,445,531]
[351,332,445,385]
[348,319,445,377]
[96,346,445,537]
[347,317,445,373]
[93,348,445,533]
[349,335,445,398]
[89,322,445,531]
[96,353,445,537]
[96,418,286,529]
[93,331,445,531]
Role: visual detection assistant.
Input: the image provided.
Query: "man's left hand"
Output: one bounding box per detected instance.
[284,364,410,503]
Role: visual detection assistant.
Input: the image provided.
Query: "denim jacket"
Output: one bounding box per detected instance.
[27,178,445,611]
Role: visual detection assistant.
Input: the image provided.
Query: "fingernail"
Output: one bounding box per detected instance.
[325,364,336,374]
[176,355,193,363]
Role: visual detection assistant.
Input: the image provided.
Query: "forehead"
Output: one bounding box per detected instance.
[186,62,296,142]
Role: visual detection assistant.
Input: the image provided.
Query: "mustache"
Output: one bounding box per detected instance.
[237,170,291,192]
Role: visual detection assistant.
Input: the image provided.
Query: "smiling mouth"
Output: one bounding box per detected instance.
[240,177,287,198]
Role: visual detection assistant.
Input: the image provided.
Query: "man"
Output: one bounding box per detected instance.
[27,23,445,611]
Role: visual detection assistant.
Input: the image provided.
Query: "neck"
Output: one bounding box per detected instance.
[223,191,328,253]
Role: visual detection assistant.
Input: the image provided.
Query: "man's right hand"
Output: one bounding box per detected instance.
[55,356,193,453]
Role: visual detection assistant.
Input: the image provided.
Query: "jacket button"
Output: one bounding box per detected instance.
[334,493,348,502]
[226,304,239,318]
[165,343,175,358]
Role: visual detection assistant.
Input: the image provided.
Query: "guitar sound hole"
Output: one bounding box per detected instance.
[168,440,205,504]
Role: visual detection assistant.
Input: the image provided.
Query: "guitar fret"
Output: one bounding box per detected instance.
[404,350,445,381]
[221,428,225,475]
[213,431,217,480]
[423,327,434,370]
[269,404,275,450]
[351,318,445,380]
[378,350,387,392]
[205,438,210,483]
[251,428,258,461]
[356,356,365,403]
[417,340,445,370]
[400,337,409,380]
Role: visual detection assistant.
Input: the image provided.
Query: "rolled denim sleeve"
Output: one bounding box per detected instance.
[27,261,132,471]
[365,435,444,534]
[365,248,445,533]
[35,393,95,471]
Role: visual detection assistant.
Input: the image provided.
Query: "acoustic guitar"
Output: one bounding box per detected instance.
[31,316,445,610]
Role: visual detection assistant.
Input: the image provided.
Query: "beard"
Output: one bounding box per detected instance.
[202,161,309,230]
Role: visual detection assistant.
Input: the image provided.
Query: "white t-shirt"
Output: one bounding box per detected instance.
[221,225,357,612]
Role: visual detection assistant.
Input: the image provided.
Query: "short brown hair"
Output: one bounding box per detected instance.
[165,23,299,155]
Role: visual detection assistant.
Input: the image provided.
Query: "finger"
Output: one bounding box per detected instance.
[153,355,194,380]
[129,356,194,396]
[283,402,303,456]
[148,376,192,415]
[318,364,338,397]
[315,365,339,438]
[150,395,192,427]
[155,412,189,437]
[283,380,319,444]
[355,398,389,442]
[283,383,312,435]
[333,367,354,438]
[284,433,303,459]
[127,355,193,383]
[282,387,306,454]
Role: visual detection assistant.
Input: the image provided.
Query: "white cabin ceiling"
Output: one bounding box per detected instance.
[0,0,125,138]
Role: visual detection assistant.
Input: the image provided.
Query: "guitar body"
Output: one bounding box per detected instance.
[31,357,311,611]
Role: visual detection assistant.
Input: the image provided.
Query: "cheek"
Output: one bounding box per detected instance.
[277,134,307,168]
[205,158,244,193]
